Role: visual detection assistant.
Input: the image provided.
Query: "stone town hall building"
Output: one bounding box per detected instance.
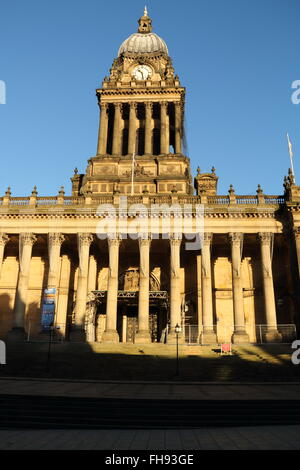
[0,9,300,345]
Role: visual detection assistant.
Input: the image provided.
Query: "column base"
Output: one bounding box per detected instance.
[167,332,185,344]
[134,330,151,344]
[200,331,217,345]
[232,331,250,344]
[69,328,86,342]
[6,327,27,342]
[101,330,120,343]
[263,330,282,343]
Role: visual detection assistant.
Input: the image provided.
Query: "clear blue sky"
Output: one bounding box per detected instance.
[0,0,299,196]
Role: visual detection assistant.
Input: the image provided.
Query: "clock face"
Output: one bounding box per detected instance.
[133,65,152,81]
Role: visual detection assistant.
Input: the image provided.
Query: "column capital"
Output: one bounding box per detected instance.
[113,102,123,111]
[20,233,37,247]
[138,233,152,248]
[159,101,168,108]
[0,233,9,247]
[77,233,94,247]
[201,232,213,246]
[145,101,153,110]
[293,227,300,238]
[108,233,122,247]
[129,101,138,110]
[100,102,109,112]
[257,232,273,245]
[48,233,65,247]
[228,232,244,245]
[169,233,182,246]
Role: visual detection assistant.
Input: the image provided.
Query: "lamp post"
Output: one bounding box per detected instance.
[175,323,181,377]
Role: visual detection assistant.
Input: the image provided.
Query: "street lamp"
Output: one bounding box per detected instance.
[175,323,181,377]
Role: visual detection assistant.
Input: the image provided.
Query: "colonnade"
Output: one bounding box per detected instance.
[97,101,183,156]
[0,230,296,343]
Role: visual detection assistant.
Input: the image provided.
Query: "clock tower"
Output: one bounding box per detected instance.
[76,8,193,196]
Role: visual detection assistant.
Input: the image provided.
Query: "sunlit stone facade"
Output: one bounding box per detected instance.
[0,9,300,345]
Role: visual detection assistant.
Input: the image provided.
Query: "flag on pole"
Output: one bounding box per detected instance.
[287,133,296,181]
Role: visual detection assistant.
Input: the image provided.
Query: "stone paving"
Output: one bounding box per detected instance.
[1,376,300,400]
[0,426,299,450]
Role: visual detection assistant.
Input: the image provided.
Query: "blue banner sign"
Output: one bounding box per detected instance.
[41,288,56,330]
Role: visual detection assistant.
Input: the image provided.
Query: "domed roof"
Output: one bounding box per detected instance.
[118,32,168,56]
[118,7,169,57]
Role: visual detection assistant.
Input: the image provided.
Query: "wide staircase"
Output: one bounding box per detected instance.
[0,394,300,429]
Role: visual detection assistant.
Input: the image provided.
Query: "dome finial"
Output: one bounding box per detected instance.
[138,6,152,33]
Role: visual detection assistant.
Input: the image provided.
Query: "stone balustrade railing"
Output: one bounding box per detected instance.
[0,194,287,208]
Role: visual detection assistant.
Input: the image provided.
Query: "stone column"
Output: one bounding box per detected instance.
[169,233,182,341]
[70,233,93,341]
[102,235,121,343]
[0,233,9,278]
[160,102,169,154]
[128,102,137,155]
[112,103,122,155]
[145,102,153,155]
[47,233,65,289]
[88,255,98,294]
[174,102,182,154]
[228,233,249,343]
[258,232,282,342]
[196,253,202,342]
[97,103,109,155]
[294,227,300,276]
[9,233,37,339]
[135,234,151,344]
[200,233,217,344]
[56,255,71,339]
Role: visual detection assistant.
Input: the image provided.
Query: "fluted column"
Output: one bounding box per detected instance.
[228,233,249,343]
[128,102,137,155]
[174,102,182,154]
[145,102,153,155]
[160,102,169,154]
[102,235,121,343]
[70,233,93,341]
[112,103,122,155]
[200,233,217,344]
[168,233,182,340]
[47,233,65,289]
[135,234,151,344]
[97,103,109,155]
[0,233,9,278]
[258,232,281,342]
[9,233,37,339]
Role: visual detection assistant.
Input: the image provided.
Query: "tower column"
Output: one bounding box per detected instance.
[174,102,182,154]
[102,235,121,343]
[112,103,122,155]
[71,233,94,341]
[228,232,249,344]
[168,233,182,341]
[0,233,9,278]
[160,101,169,154]
[47,233,65,289]
[258,232,282,342]
[200,233,217,344]
[97,103,109,155]
[135,234,151,344]
[8,233,37,339]
[145,102,153,155]
[128,102,137,155]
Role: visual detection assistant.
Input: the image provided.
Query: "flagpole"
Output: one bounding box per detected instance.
[287,133,296,182]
